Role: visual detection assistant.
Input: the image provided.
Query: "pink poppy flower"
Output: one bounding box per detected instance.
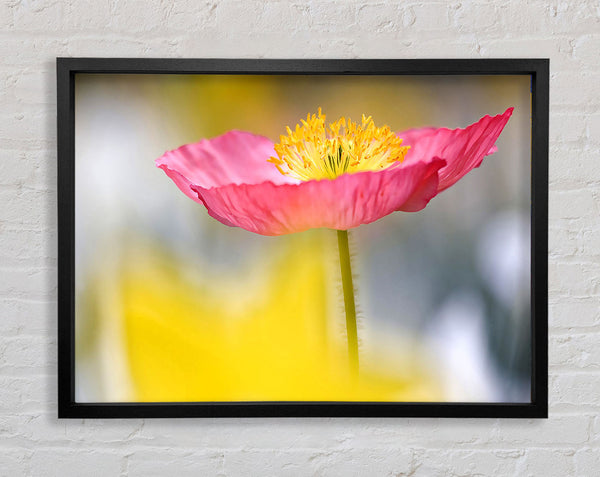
[156,108,513,236]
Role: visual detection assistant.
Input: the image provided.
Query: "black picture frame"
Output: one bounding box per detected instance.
[57,58,548,419]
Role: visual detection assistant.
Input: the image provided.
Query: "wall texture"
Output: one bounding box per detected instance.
[1,0,599,475]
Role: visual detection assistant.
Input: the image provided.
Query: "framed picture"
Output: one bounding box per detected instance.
[58,58,548,418]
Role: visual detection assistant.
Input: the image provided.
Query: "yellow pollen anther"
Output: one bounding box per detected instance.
[268,108,410,181]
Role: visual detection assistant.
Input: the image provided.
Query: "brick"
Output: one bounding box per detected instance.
[163,2,218,32]
[0,267,56,299]
[548,261,600,297]
[548,226,582,257]
[573,34,600,66]
[520,449,576,476]
[0,109,48,146]
[356,4,403,33]
[127,449,223,476]
[0,335,56,374]
[30,450,123,477]
[401,38,481,56]
[0,298,55,335]
[0,37,68,67]
[552,71,600,107]
[408,3,454,32]
[494,415,590,445]
[453,2,500,33]
[0,149,53,188]
[413,449,523,477]
[221,448,415,476]
[137,420,339,449]
[549,298,600,328]
[12,69,55,105]
[217,1,304,34]
[477,37,575,71]
[0,448,32,477]
[0,228,56,267]
[12,0,66,31]
[308,2,357,31]
[575,448,600,476]
[102,0,164,33]
[587,113,600,144]
[549,189,599,220]
[65,37,179,58]
[551,113,588,143]
[63,420,146,444]
[224,449,321,476]
[549,145,600,185]
[311,448,414,476]
[592,415,600,445]
[581,227,600,256]
[64,1,113,30]
[551,373,600,409]
[550,332,600,369]
[0,376,48,414]
[0,1,14,28]
[0,188,57,227]
[499,1,600,36]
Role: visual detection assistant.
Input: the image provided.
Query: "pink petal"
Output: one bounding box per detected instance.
[190,159,446,236]
[155,130,296,203]
[399,108,513,192]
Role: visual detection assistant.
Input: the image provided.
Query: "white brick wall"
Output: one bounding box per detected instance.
[1,0,598,475]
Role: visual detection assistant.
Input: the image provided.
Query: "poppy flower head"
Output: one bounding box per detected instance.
[268,108,411,181]
[156,108,512,236]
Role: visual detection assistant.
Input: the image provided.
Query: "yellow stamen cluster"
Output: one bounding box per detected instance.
[268,108,410,181]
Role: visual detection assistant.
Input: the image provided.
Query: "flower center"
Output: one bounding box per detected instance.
[268,108,410,181]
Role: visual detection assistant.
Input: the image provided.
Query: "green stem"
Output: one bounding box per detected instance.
[337,229,359,377]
